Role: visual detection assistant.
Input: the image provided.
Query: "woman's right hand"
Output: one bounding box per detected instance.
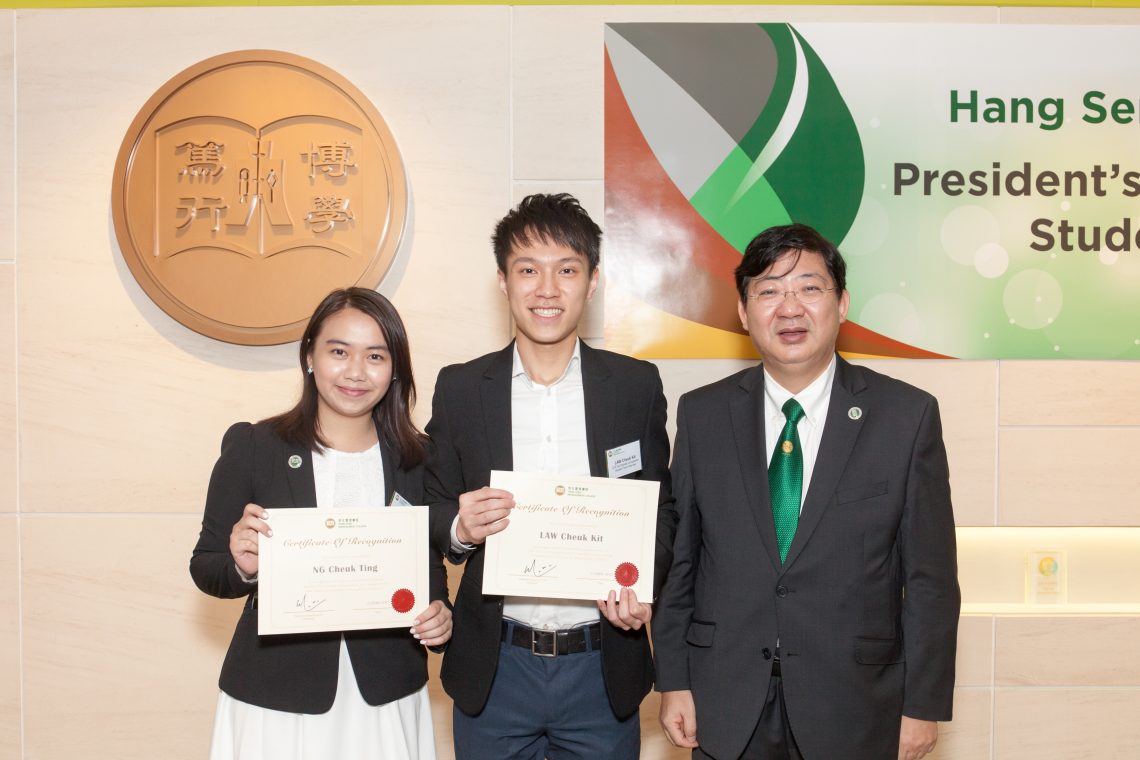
[229,503,272,579]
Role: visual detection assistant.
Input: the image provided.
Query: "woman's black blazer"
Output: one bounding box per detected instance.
[190,421,445,714]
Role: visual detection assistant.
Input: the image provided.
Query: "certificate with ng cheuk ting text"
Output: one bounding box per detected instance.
[483,471,658,601]
[257,506,429,635]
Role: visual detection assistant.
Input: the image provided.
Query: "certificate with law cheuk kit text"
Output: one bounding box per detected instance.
[483,471,658,601]
[257,506,428,635]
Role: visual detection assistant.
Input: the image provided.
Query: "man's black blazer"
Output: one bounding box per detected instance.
[190,420,445,713]
[654,357,960,759]
[425,342,675,720]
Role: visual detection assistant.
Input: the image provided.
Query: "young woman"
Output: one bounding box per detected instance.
[191,288,449,760]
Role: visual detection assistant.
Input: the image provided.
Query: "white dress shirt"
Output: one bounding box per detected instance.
[762,356,837,512]
[311,442,386,512]
[502,340,600,630]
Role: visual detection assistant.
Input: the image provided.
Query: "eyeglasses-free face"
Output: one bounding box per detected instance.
[498,240,599,356]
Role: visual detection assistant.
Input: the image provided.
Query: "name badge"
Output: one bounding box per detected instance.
[606,440,643,479]
[390,491,413,507]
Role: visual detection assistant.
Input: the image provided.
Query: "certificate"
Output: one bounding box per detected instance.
[258,506,429,635]
[483,471,658,601]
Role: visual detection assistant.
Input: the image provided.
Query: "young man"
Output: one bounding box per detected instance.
[654,223,959,760]
[426,193,675,759]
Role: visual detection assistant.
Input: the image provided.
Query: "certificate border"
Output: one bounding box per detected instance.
[257,505,429,635]
[483,471,658,601]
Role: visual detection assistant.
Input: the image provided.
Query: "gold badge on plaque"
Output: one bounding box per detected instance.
[112,50,408,345]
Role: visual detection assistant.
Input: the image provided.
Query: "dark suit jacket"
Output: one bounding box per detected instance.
[190,420,445,714]
[653,357,960,759]
[424,342,675,720]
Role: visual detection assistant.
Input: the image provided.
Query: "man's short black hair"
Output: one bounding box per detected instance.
[492,193,602,273]
[734,223,847,302]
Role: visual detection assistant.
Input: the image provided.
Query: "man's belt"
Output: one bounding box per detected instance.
[502,620,602,657]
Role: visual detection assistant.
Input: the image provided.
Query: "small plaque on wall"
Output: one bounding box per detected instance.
[1026,550,1067,604]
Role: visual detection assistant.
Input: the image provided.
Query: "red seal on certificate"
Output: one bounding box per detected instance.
[391,588,415,614]
[614,562,639,588]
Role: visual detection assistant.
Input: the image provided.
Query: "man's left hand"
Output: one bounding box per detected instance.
[898,716,938,760]
[597,588,652,631]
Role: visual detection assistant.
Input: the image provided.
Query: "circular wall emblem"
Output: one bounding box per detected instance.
[112,50,408,345]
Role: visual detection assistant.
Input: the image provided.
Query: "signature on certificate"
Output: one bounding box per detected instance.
[295,594,326,612]
[523,559,557,577]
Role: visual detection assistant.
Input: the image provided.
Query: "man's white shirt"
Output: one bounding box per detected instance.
[451,340,599,630]
[762,355,837,513]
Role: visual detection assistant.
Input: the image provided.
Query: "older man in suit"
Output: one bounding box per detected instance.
[426,193,675,760]
[654,223,959,760]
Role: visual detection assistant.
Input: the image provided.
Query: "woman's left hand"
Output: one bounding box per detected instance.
[411,600,452,647]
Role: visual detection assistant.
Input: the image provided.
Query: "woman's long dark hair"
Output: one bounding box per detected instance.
[263,288,427,469]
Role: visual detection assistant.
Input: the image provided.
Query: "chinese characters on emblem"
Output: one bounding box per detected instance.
[175,196,227,232]
[305,141,355,179]
[172,138,358,239]
[177,141,225,178]
[305,196,354,233]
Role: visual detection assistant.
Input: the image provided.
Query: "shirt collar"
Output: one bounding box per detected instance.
[763,355,837,425]
[512,339,582,388]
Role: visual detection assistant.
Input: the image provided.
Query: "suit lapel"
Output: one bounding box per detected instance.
[481,344,515,472]
[729,365,782,572]
[783,356,867,568]
[376,419,397,505]
[283,440,318,508]
[581,343,614,478]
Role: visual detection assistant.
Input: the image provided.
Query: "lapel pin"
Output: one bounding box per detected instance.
[848,406,863,420]
[288,454,303,469]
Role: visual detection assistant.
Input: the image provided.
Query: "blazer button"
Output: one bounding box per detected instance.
[762,648,772,660]
[776,585,788,598]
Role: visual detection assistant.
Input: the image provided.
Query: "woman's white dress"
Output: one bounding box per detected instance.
[209,443,437,760]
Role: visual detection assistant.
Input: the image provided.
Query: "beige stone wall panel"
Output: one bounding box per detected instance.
[1000,361,1140,426]
[22,515,239,760]
[956,615,994,687]
[0,516,20,760]
[1000,8,1140,24]
[0,12,12,263]
[999,428,1140,525]
[0,265,14,514]
[996,616,1140,686]
[994,688,1140,759]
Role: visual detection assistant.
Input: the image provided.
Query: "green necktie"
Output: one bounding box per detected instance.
[769,398,805,564]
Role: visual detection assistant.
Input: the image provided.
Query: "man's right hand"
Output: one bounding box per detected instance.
[660,689,699,749]
[455,487,515,545]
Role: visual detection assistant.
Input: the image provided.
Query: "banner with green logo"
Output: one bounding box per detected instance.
[605,23,1140,359]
